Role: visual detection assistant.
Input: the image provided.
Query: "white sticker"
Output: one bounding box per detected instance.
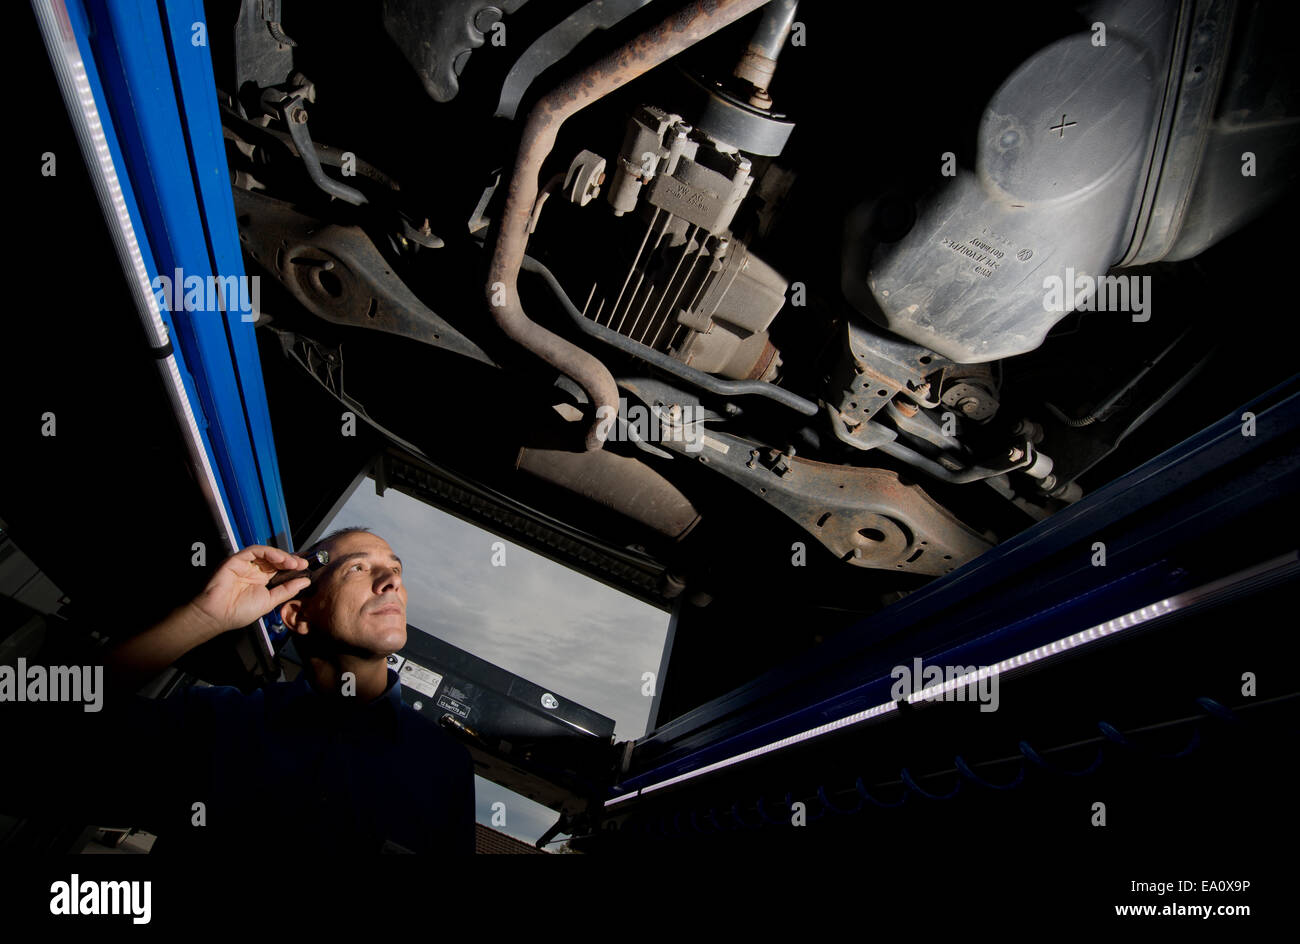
[399,660,443,699]
[700,435,729,455]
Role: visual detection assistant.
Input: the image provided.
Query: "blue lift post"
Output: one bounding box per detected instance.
[36,0,293,653]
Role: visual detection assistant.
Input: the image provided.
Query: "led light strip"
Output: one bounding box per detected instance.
[608,551,1298,805]
[32,0,270,653]
[605,701,898,806]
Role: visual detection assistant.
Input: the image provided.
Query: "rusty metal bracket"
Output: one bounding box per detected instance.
[233,187,494,367]
[619,378,993,575]
[261,85,369,207]
[832,320,952,426]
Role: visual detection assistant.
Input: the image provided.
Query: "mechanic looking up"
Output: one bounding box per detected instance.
[5,527,475,854]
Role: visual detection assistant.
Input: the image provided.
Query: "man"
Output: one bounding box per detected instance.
[87,527,474,853]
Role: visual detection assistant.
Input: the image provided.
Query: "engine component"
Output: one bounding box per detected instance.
[731,0,797,107]
[607,105,755,230]
[691,0,797,153]
[694,82,796,157]
[522,255,819,415]
[485,0,775,451]
[588,105,787,381]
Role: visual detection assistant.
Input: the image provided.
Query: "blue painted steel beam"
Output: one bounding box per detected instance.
[78,0,291,551]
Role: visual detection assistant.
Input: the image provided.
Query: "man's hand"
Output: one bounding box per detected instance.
[190,545,313,634]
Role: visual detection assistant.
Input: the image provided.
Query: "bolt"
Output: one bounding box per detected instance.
[1008,446,1025,463]
[292,106,308,124]
[473,6,502,33]
[958,397,979,415]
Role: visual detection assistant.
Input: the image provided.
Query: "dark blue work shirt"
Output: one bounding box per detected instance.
[126,668,475,854]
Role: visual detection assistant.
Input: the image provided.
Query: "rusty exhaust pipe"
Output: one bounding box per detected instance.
[487,0,774,451]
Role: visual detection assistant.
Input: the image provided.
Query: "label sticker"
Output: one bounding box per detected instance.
[436,694,470,719]
[399,660,443,699]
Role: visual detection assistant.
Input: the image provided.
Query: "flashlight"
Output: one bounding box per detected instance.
[267,549,330,591]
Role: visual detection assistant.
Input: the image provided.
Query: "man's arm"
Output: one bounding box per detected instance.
[105,544,313,693]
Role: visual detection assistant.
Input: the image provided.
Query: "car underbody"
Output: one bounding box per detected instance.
[213,0,1298,715]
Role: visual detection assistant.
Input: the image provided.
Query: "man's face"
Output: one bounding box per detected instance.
[281,532,407,657]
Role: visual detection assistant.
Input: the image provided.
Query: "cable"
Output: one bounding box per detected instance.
[955,755,1025,790]
[901,767,962,800]
[1019,740,1105,776]
[1098,720,1202,759]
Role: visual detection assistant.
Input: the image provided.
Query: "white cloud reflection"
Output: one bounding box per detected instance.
[324,477,670,845]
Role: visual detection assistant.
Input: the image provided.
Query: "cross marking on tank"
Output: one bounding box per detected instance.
[1049,114,1078,138]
